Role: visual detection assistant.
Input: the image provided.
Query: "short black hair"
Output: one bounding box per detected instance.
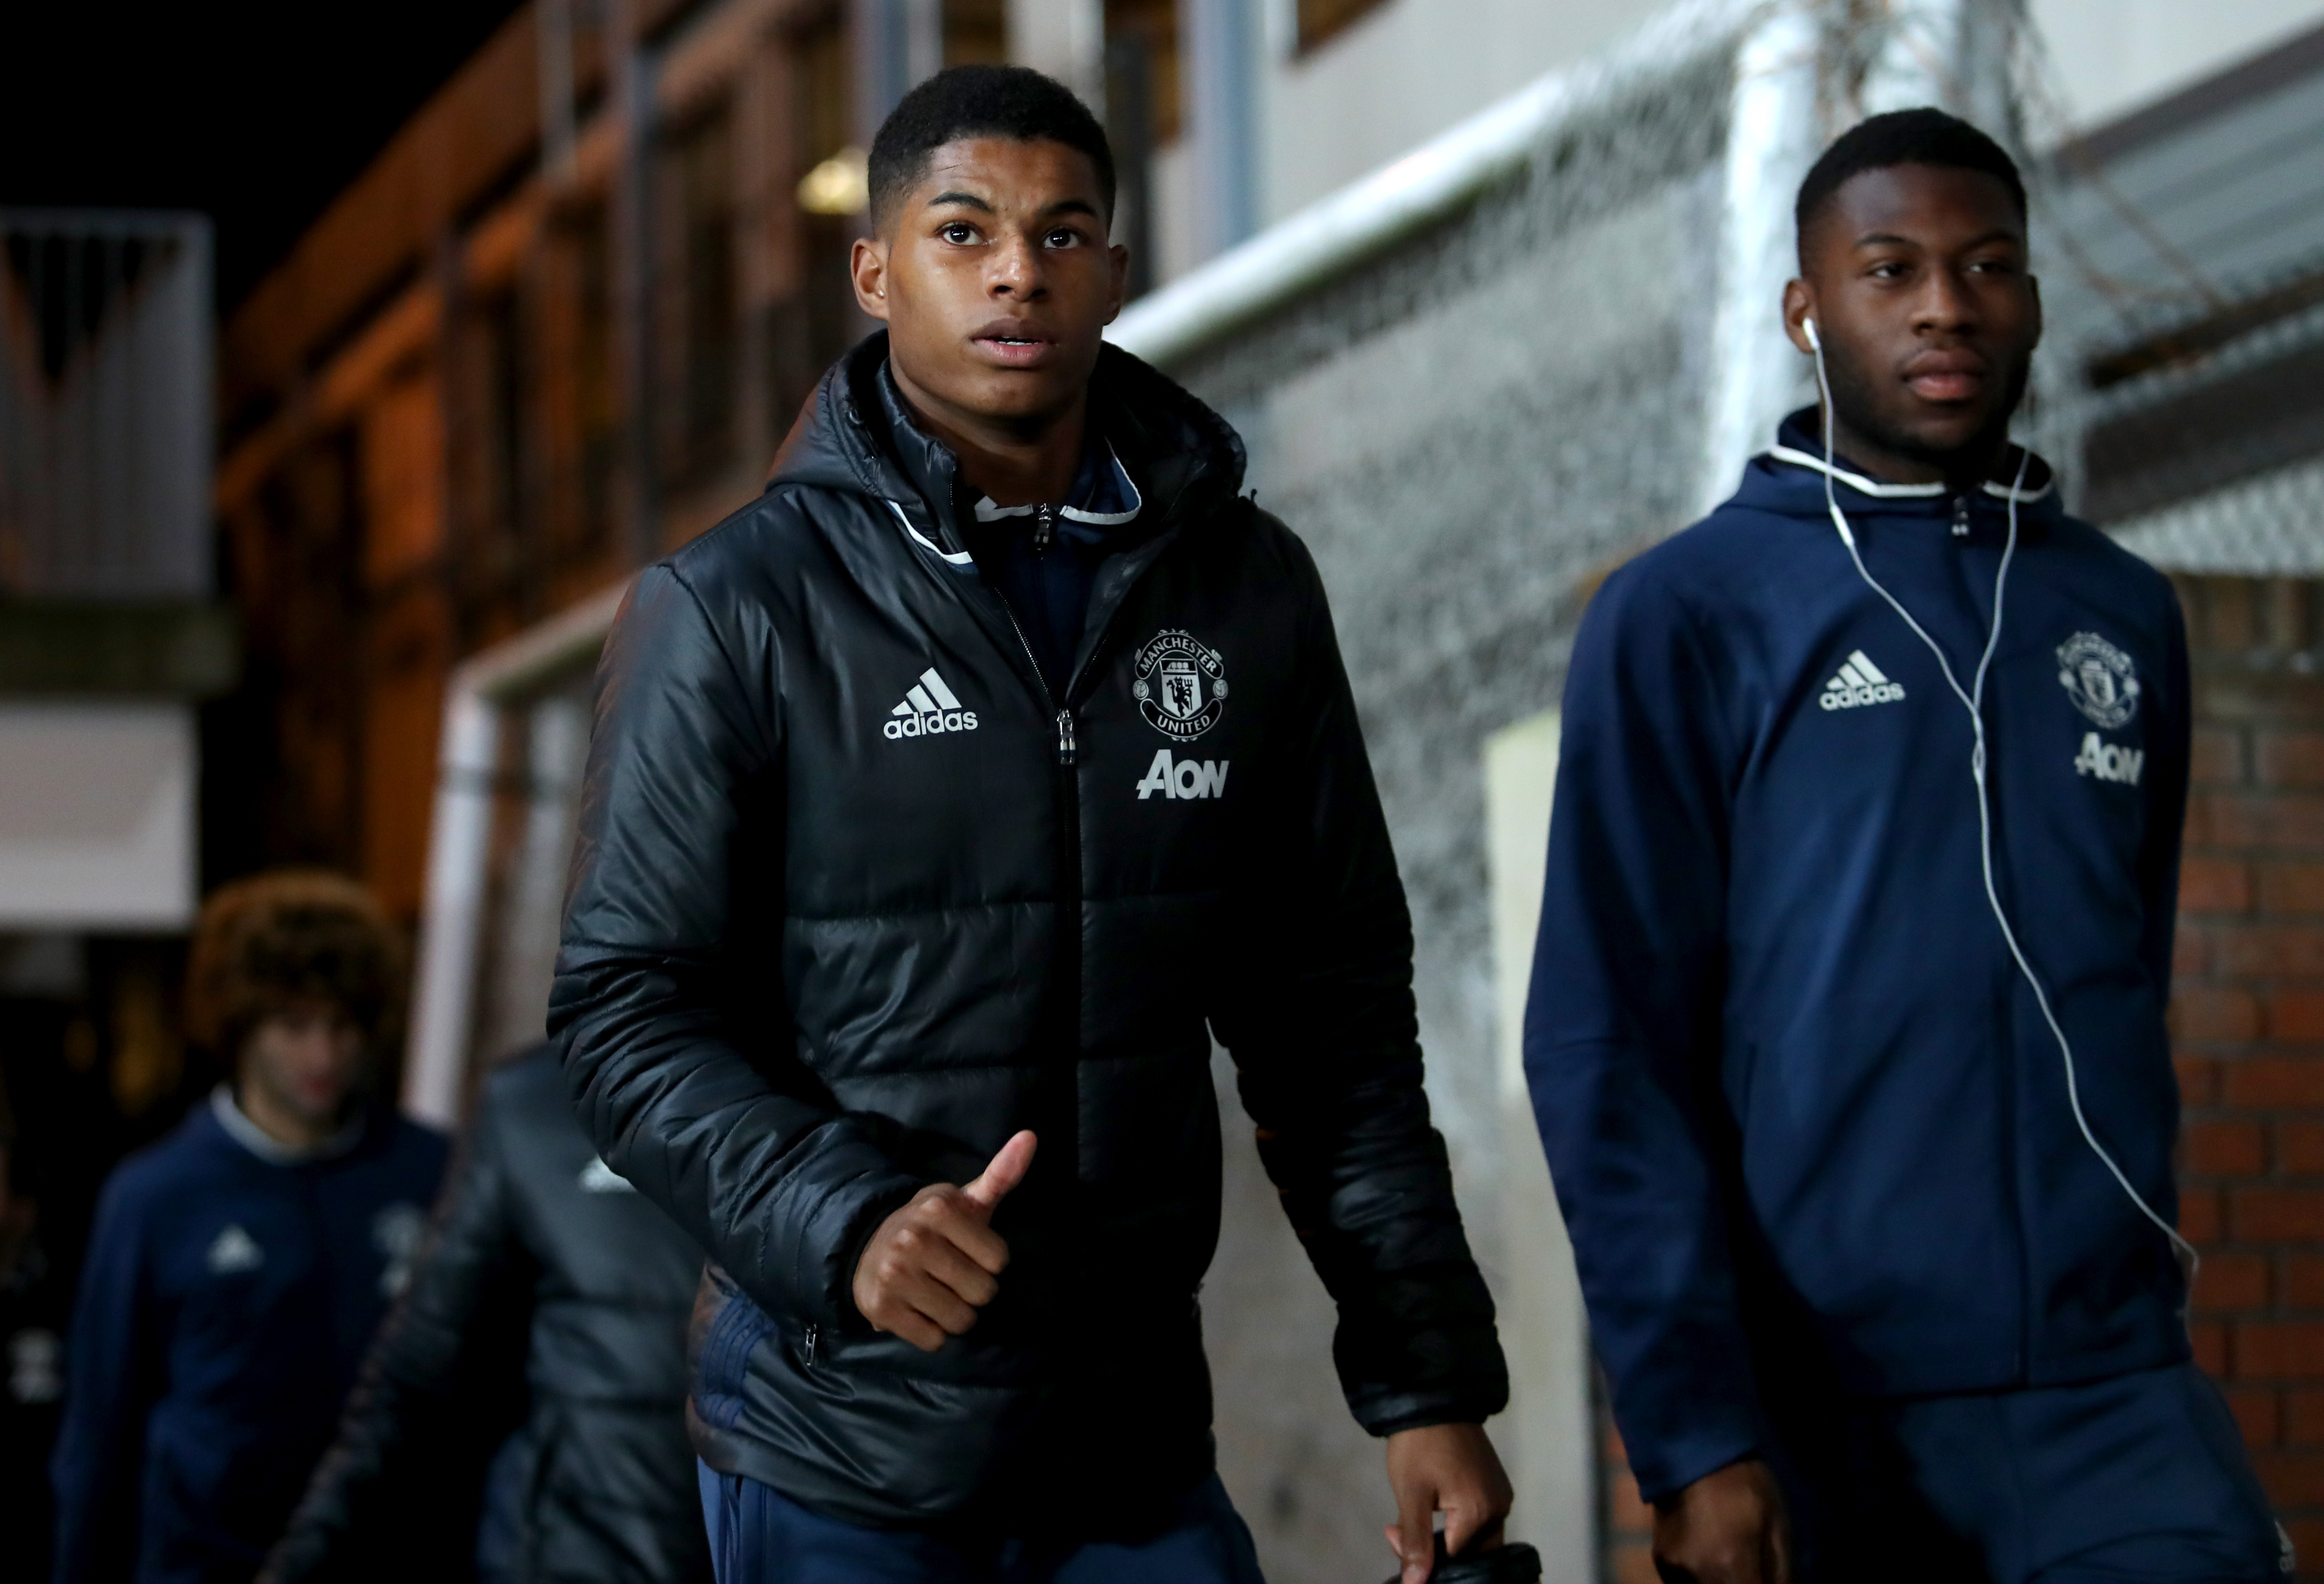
[1795,108,2026,251]
[868,65,1116,232]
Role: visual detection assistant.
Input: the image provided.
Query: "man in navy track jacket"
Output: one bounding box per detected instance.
[50,873,447,1584]
[1525,111,2286,1584]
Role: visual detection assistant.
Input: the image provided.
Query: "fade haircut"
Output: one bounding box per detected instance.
[868,65,1116,233]
[1795,107,2026,259]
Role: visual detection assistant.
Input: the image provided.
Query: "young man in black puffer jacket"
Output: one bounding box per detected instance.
[260,1046,708,1584]
[552,65,1511,1584]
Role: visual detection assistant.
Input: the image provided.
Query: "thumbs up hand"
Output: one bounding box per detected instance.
[851,1131,1036,1352]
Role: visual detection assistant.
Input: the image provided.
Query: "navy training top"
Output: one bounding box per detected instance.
[50,1090,447,1584]
[953,405,1145,693]
[1524,414,2192,1502]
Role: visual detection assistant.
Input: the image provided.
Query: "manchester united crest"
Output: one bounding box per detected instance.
[2056,632,2141,730]
[1132,629,1228,741]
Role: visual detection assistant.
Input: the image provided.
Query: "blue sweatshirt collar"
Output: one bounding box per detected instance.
[1748,408,2059,519]
[209,1084,367,1166]
[970,435,1144,530]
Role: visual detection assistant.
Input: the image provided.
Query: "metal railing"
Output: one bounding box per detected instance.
[0,210,214,600]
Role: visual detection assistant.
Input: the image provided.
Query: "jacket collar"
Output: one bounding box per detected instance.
[1747,407,2058,517]
[766,332,1246,569]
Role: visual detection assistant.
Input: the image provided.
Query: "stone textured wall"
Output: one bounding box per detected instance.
[1182,65,1730,1582]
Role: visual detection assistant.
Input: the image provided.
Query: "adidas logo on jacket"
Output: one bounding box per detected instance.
[884,667,978,737]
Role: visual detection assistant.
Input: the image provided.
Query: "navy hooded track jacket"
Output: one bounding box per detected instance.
[50,1093,446,1584]
[1525,416,2192,1503]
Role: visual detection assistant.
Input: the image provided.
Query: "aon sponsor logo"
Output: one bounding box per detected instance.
[2074,731,2143,785]
[1135,749,1229,800]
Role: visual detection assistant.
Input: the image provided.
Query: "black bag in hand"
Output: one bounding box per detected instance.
[1381,1536,1543,1583]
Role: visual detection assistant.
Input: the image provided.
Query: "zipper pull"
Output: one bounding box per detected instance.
[1951,496,1971,538]
[803,1323,818,1368]
[1033,504,1055,553]
[1056,709,1076,766]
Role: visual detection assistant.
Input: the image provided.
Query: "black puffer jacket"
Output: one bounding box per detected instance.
[550,335,1506,1533]
[263,1049,708,1584]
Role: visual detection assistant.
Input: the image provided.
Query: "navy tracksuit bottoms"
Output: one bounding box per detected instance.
[697,1464,1268,1584]
[1772,1363,2288,1582]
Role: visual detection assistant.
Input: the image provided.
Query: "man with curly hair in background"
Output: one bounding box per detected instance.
[50,871,448,1584]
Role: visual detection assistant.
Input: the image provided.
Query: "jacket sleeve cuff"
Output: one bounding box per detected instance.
[800,1166,926,1333]
[1622,1416,1766,1507]
[1340,1308,1511,1438]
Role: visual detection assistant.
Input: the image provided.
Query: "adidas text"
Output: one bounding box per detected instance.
[1820,649,1905,711]
[2074,732,2143,785]
[1136,749,1229,800]
[885,668,978,740]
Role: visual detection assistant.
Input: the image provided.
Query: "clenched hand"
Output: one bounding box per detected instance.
[1383,1422,1513,1583]
[852,1131,1036,1351]
[1653,1458,1790,1584]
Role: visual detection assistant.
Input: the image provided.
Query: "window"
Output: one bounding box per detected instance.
[1106,0,1181,145]
[943,0,1008,67]
[777,5,867,430]
[478,290,528,560]
[570,203,617,555]
[660,104,738,484]
[1105,0,1181,299]
[1297,0,1391,54]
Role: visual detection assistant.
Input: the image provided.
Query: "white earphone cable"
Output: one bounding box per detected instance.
[1807,324,2198,1286]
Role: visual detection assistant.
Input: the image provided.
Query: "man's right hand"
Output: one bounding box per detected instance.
[1652,1458,1790,1584]
[851,1131,1035,1351]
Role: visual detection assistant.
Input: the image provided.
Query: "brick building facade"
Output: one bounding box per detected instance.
[2173,571,2324,1571]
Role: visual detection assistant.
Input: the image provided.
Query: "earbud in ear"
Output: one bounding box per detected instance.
[1804,318,1822,351]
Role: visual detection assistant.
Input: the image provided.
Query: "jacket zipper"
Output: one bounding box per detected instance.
[1034,503,1055,554]
[803,1322,818,1368]
[961,505,1193,1196]
[979,586,1085,1183]
[1953,496,2030,1374]
[1049,701,1082,1182]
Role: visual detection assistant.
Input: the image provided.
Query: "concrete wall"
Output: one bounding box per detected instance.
[1177,51,1735,1574]
[1258,0,1657,226]
[2030,0,2324,130]
[997,0,2324,295]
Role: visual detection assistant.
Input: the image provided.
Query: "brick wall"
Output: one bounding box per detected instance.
[2172,573,2324,1578]
[1592,572,2324,1580]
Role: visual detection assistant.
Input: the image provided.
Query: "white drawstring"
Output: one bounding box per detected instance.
[1809,343,2200,1291]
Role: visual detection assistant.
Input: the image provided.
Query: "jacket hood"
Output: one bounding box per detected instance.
[1731,406,2063,526]
[766,331,1248,556]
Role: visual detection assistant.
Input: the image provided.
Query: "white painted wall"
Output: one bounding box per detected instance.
[1231,0,2324,282]
[1485,710,1593,1583]
[1260,0,1657,228]
[1004,0,2324,284]
[2029,0,2324,130]
[0,704,195,930]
